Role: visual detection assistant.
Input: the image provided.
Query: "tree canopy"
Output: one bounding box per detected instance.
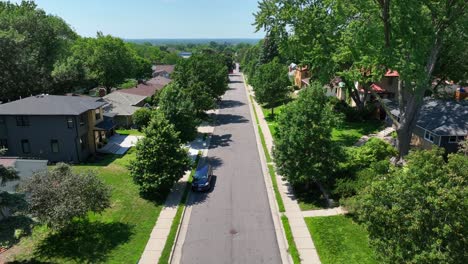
[0,1,77,101]
[273,82,341,186]
[130,112,191,198]
[251,59,290,114]
[21,163,111,230]
[158,83,200,143]
[254,0,468,157]
[355,149,468,263]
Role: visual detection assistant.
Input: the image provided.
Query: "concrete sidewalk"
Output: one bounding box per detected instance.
[245,76,321,264]
[138,131,210,264]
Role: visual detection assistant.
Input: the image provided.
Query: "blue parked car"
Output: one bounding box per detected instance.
[192,164,213,192]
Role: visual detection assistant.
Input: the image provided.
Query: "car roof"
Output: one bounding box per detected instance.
[194,164,210,179]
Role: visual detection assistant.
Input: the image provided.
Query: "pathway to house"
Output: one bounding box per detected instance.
[246,78,321,264]
[98,134,142,155]
[354,126,395,147]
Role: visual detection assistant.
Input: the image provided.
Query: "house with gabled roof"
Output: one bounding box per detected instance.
[0,95,115,162]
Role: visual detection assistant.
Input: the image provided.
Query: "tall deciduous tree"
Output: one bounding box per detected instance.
[273,82,341,187]
[173,53,229,100]
[355,149,468,263]
[21,163,111,230]
[254,0,468,158]
[251,59,290,115]
[158,83,200,143]
[130,112,191,198]
[69,33,136,91]
[259,32,280,65]
[0,1,77,101]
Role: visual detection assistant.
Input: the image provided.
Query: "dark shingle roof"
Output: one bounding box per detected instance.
[417,99,468,136]
[0,95,106,116]
[386,98,468,136]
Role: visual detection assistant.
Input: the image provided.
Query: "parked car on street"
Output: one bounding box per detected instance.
[192,164,213,192]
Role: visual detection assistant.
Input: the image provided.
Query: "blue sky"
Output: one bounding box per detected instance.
[6,0,264,39]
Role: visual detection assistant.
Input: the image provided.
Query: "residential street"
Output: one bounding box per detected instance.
[179,73,282,264]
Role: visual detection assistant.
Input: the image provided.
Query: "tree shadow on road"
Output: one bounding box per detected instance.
[209,134,232,149]
[219,100,245,109]
[215,114,248,125]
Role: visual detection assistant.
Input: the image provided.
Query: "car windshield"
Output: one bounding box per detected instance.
[194,165,209,180]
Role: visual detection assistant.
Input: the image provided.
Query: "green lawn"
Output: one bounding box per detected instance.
[6,149,163,264]
[261,104,286,141]
[332,120,384,146]
[116,129,144,136]
[305,215,378,264]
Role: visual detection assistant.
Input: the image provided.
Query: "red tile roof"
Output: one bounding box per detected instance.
[385,70,399,77]
[371,83,386,92]
[119,77,171,97]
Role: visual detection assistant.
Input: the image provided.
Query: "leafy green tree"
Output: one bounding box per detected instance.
[132,107,153,130]
[158,83,200,143]
[0,1,77,101]
[130,112,191,198]
[273,82,341,187]
[355,149,468,263]
[69,33,135,91]
[173,53,228,100]
[255,0,468,158]
[251,59,290,115]
[259,32,280,65]
[21,163,111,230]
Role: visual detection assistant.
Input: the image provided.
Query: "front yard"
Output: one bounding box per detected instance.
[305,215,377,264]
[2,149,164,263]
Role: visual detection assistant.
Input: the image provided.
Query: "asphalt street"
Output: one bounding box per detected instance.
[179,73,282,264]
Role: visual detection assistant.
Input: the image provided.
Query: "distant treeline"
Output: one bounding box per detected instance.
[126,38,261,46]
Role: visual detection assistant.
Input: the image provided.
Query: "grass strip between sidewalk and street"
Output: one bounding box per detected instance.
[248,94,300,263]
[281,215,301,264]
[158,153,201,264]
[268,164,285,213]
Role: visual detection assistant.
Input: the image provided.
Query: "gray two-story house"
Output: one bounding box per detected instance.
[0,95,115,163]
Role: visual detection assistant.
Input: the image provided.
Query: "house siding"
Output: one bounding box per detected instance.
[0,114,90,163]
[439,136,461,153]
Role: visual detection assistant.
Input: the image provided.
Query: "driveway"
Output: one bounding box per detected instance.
[179,73,282,263]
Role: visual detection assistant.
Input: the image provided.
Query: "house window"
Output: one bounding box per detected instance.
[458,136,465,142]
[51,140,59,153]
[95,109,101,120]
[16,116,30,126]
[21,139,30,154]
[424,130,435,143]
[0,139,7,149]
[67,117,74,128]
[448,136,457,143]
[80,135,88,150]
[79,114,85,126]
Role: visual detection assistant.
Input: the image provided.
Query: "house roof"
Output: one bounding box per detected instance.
[119,77,171,97]
[387,99,468,136]
[153,65,175,74]
[104,91,146,107]
[0,95,106,116]
[385,70,399,77]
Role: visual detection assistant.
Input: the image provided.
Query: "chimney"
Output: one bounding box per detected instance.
[98,88,107,97]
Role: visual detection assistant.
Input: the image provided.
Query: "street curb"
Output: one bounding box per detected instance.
[242,73,293,264]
